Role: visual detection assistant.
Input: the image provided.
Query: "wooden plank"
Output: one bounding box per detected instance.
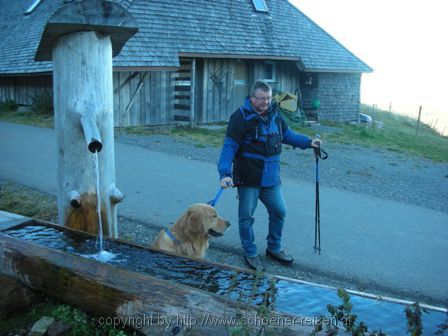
[113,72,120,126]
[193,59,204,123]
[128,72,139,126]
[190,58,196,126]
[143,71,152,125]
[151,72,160,125]
[225,59,230,120]
[225,59,234,120]
[202,59,210,124]
[119,72,130,126]
[160,71,168,124]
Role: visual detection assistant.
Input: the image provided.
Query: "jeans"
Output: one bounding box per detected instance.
[237,184,286,257]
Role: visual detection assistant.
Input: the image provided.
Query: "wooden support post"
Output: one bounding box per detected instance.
[34,1,138,238]
[415,106,422,136]
[52,31,119,237]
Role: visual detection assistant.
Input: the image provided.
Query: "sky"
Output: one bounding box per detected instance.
[289,0,448,135]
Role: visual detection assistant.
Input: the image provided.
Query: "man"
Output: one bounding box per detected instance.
[218,80,322,271]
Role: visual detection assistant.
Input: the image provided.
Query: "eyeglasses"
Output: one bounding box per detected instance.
[252,95,272,102]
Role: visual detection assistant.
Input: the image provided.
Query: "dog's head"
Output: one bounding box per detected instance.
[179,203,231,239]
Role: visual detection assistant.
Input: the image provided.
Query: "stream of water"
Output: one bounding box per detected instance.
[83,153,117,263]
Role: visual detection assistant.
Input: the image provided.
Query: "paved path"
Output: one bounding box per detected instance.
[1,121,447,306]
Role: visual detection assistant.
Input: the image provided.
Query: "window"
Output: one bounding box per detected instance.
[24,0,42,15]
[263,61,275,82]
[251,0,268,13]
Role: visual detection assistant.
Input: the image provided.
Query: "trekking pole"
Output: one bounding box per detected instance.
[313,134,328,254]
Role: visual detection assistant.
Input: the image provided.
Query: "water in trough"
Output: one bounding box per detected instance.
[3,223,447,335]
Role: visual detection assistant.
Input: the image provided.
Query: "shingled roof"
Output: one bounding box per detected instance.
[0,0,372,75]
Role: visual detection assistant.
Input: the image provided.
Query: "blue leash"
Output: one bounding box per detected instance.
[207,187,224,207]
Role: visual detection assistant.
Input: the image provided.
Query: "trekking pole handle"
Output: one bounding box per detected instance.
[313,134,328,160]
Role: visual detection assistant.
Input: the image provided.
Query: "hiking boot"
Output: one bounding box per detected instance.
[244,255,265,271]
[266,249,294,264]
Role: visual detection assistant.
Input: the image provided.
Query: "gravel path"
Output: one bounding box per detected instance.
[114,132,448,303]
[116,133,448,214]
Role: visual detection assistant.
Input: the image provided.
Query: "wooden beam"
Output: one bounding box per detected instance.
[113,72,139,94]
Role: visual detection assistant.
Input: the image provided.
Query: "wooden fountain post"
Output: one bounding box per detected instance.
[35,1,138,237]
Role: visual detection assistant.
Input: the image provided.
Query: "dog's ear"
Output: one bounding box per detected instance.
[187,211,206,235]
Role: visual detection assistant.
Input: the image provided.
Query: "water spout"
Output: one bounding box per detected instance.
[68,190,81,208]
[80,115,102,153]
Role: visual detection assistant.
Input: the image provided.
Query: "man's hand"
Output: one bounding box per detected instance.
[220,177,234,189]
[311,138,322,149]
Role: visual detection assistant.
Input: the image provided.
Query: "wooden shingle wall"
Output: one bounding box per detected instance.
[316,73,361,122]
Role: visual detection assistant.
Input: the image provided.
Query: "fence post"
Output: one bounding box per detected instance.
[415,106,422,136]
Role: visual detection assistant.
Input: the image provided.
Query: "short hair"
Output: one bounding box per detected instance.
[250,80,272,97]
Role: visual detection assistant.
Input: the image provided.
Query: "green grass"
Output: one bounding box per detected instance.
[0,109,54,128]
[320,105,448,162]
[170,125,227,147]
[0,298,132,336]
[0,180,58,221]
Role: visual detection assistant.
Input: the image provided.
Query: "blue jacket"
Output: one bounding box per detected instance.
[218,97,312,187]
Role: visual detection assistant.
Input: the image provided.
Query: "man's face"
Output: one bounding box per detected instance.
[250,89,272,114]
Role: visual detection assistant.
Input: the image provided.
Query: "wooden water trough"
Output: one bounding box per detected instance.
[0,216,334,335]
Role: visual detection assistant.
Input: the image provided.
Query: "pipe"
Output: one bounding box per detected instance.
[80,115,102,153]
[68,190,81,208]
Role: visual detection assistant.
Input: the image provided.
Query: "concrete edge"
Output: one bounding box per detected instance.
[0,211,32,231]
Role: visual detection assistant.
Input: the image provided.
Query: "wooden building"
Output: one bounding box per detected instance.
[0,0,372,126]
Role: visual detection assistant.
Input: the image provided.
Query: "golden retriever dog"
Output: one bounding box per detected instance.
[152,203,231,259]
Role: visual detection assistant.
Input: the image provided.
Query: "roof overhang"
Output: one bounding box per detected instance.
[113,66,179,72]
[35,0,138,61]
[178,52,300,61]
[302,67,373,74]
